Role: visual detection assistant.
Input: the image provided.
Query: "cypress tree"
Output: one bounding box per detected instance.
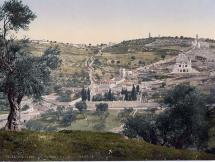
[125,89,129,101]
[87,88,91,101]
[132,85,137,101]
[136,85,140,93]
[81,88,87,101]
[108,89,113,101]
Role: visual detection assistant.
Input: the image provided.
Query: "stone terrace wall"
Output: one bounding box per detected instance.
[86,101,160,110]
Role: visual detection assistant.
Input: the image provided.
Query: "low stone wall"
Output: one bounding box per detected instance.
[86,101,160,110]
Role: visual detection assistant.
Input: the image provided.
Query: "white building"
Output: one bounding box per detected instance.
[172,53,198,74]
[119,68,133,79]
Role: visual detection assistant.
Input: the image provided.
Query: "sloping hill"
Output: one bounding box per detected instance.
[103,37,193,54]
[0,130,214,161]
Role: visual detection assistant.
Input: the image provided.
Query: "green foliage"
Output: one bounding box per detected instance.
[207,86,215,104]
[75,101,87,113]
[92,90,115,101]
[131,56,136,60]
[4,46,61,99]
[131,85,137,101]
[87,88,91,101]
[161,54,166,60]
[92,94,103,101]
[123,84,209,150]
[62,109,76,126]
[0,0,36,32]
[162,84,209,149]
[56,106,65,121]
[123,115,158,144]
[122,85,138,101]
[81,88,87,101]
[136,85,140,93]
[96,103,108,114]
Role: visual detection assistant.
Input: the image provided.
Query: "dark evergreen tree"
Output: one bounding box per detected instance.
[108,89,113,101]
[136,85,140,93]
[132,85,137,101]
[81,88,87,101]
[87,88,91,101]
[121,88,126,95]
[124,89,129,101]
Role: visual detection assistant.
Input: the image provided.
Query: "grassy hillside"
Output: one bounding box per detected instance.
[0,130,214,161]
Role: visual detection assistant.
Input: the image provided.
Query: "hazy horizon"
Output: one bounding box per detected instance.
[9,0,215,44]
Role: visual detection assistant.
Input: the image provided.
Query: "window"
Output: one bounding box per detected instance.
[183,69,186,72]
[179,65,181,67]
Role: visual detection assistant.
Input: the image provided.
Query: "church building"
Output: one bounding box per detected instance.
[172,53,197,74]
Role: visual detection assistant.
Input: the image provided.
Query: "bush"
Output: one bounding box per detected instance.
[96,103,108,113]
[75,101,87,112]
[62,111,76,126]
[57,90,72,102]
[123,115,157,144]
[131,56,136,60]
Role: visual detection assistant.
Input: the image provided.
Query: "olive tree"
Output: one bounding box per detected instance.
[161,84,209,150]
[123,84,209,150]
[0,0,61,131]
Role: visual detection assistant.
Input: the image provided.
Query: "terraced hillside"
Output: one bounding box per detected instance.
[29,42,95,88]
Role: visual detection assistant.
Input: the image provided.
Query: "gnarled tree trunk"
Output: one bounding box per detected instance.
[5,91,23,131]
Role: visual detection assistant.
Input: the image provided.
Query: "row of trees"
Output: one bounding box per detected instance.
[121,85,140,101]
[81,88,91,101]
[92,89,115,101]
[123,84,209,150]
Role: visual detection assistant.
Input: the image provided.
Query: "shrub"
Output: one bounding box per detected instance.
[22,105,30,111]
[96,103,108,113]
[57,90,72,102]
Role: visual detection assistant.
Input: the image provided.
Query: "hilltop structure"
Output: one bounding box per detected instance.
[192,34,210,49]
[192,34,201,48]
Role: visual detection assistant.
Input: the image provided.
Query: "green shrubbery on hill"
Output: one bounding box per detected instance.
[0,130,214,161]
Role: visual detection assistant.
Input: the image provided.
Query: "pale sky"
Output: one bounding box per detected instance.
[3,0,215,44]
